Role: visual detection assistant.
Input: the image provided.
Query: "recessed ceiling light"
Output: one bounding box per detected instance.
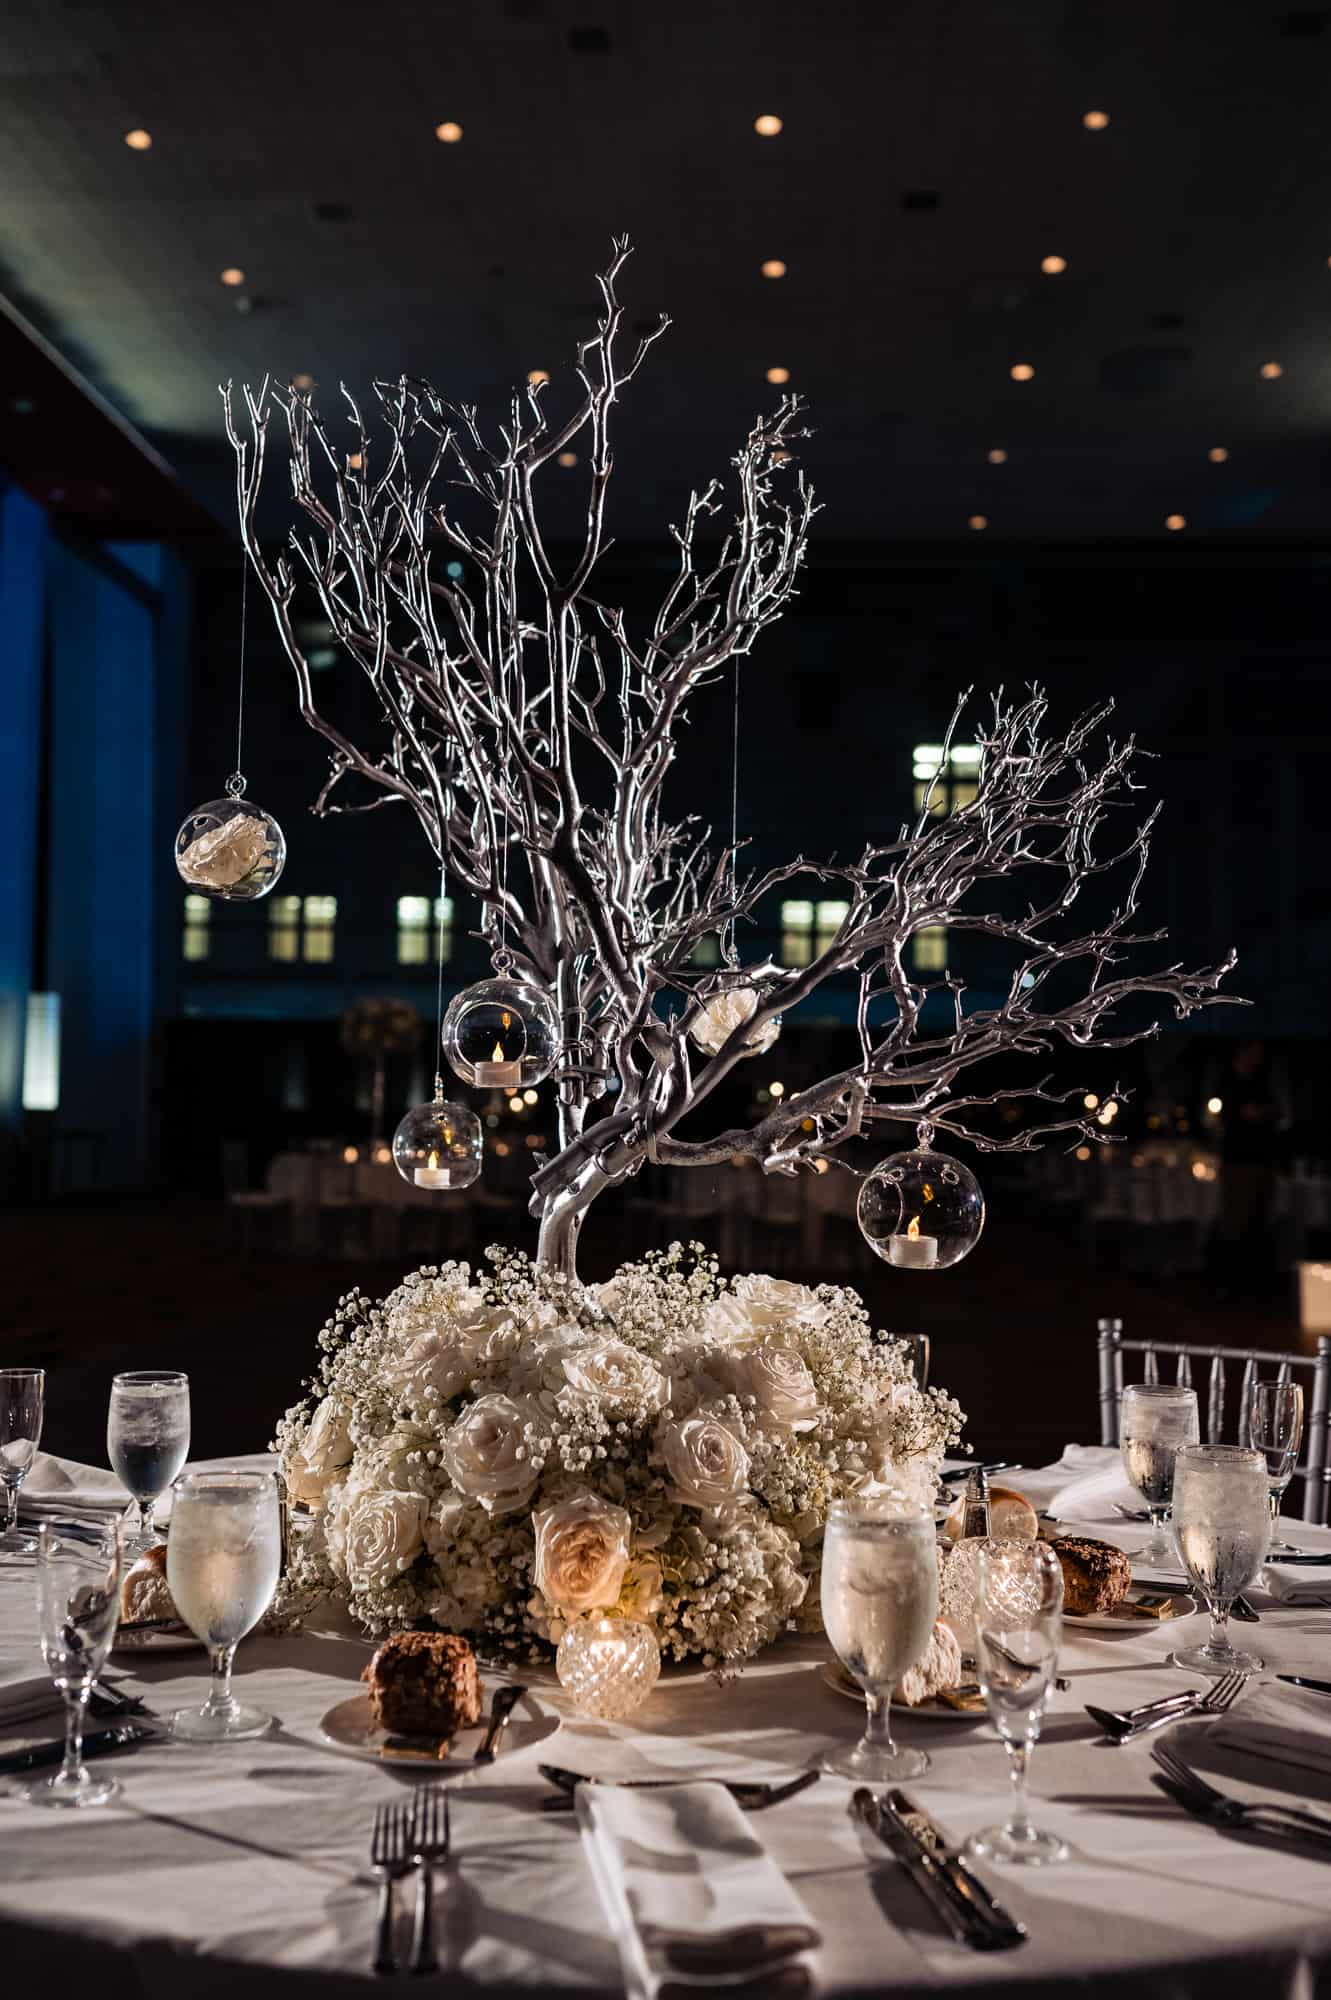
[761,259,787,279]
[987,447,1008,464]
[124,128,152,151]
[557,451,577,467]
[1165,513,1186,531]
[291,373,315,392]
[1259,360,1283,379]
[1010,363,1035,382]
[435,121,463,143]
[220,267,245,287]
[766,365,790,384]
[527,368,549,386]
[968,515,988,531]
[1041,255,1068,275]
[1208,445,1229,463]
[754,114,783,136]
[1083,109,1110,130]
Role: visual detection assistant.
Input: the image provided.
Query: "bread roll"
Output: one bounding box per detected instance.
[1052,1535,1132,1616]
[120,1544,178,1624]
[898,1618,964,1706]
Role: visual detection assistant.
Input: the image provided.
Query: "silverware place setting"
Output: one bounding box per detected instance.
[851,1789,1026,1951]
[538,1764,821,1815]
[1086,1668,1247,1744]
[1151,1743,1331,1854]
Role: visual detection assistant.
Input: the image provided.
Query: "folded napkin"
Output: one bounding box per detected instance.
[0,1656,59,1731]
[577,1781,820,2000]
[1005,1444,1139,1522]
[18,1453,129,1522]
[1211,1685,1331,1778]
[1260,1562,1331,1605]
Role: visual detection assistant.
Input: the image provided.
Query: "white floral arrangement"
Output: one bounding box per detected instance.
[275,1244,965,1669]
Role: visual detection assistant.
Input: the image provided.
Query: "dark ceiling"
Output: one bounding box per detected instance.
[3,0,1331,544]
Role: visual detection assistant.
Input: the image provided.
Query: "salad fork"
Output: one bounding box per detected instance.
[408,1787,451,1977]
[1152,1743,1331,1850]
[369,1800,414,1976]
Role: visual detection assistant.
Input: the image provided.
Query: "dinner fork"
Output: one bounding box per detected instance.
[1152,1743,1331,1850]
[1087,1668,1247,1743]
[408,1787,451,1977]
[369,1800,414,1976]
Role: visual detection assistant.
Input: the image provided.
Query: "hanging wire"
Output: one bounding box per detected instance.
[724,659,741,965]
[493,774,514,972]
[226,556,249,800]
[432,850,448,1100]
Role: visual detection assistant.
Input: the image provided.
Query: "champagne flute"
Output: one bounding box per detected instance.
[1247,1378,1304,1557]
[23,1518,123,1808]
[108,1371,191,1553]
[1170,1443,1270,1676]
[167,1469,281,1742]
[969,1538,1067,1867]
[820,1492,938,1782]
[0,1368,45,1557]
[1118,1382,1198,1564]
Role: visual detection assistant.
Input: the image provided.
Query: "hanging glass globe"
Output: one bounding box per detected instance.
[441,973,559,1089]
[689,983,781,1056]
[392,1093,483,1190]
[856,1135,984,1271]
[174,776,285,902]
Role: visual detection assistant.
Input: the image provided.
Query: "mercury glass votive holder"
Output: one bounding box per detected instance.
[555,1616,661,1719]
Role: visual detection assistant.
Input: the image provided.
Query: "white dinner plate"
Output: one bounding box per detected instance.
[1064,1588,1196,1631]
[111,1623,204,1656]
[820,1660,988,1721]
[318,1688,560,1771]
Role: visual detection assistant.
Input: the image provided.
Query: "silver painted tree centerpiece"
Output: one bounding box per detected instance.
[222,239,1236,1278]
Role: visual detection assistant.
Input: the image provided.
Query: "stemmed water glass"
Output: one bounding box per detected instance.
[1247,1378,1304,1558]
[167,1469,281,1742]
[1118,1382,1199,1565]
[24,1518,123,1808]
[108,1371,191,1554]
[1170,1443,1271,1676]
[969,1538,1067,1868]
[819,1491,939,1782]
[0,1367,45,1558]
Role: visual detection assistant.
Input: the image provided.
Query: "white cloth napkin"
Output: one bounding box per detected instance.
[18,1453,129,1522]
[576,1781,820,2000]
[1260,1562,1331,1605]
[1210,1684,1331,1777]
[0,1650,59,1731]
[1005,1444,1139,1521]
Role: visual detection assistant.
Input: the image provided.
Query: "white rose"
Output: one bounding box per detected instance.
[734,1345,819,1432]
[561,1340,669,1415]
[339,1489,427,1594]
[732,1274,825,1329]
[177,812,271,890]
[391,1329,476,1409]
[533,1491,632,1613]
[617,1555,664,1622]
[594,1275,630,1320]
[438,1394,537,1516]
[659,1412,750,1510]
[283,1396,353,1506]
[689,986,780,1057]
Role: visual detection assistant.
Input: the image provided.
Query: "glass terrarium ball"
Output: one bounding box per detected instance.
[856,1149,984,1271]
[689,985,782,1057]
[391,1099,483,1190]
[555,1616,661,1720]
[174,796,286,902]
[441,974,558,1090]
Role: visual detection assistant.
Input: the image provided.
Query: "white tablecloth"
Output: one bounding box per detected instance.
[5,1461,1331,1996]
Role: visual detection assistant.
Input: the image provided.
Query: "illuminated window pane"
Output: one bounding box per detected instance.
[915,779,948,818]
[397,894,430,964]
[814,899,850,955]
[948,744,982,769]
[303,895,337,964]
[692,934,722,966]
[914,925,948,971]
[182,893,211,962]
[435,894,454,962]
[780,898,814,967]
[268,894,301,963]
[951,780,978,810]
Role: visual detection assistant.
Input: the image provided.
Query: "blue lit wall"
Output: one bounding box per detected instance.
[0,481,47,1155]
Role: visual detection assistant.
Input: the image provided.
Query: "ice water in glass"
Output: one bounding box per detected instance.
[820,1493,938,1782]
[108,1371,190,1554]
[1119,1382,1198,1565]
[1247,1378,1304,1557]
[168,1470,281,1742]
[970,1538,1067,1867]
[0,1368,45,1558]
[1170,1444,1270,1676]
[24,1518,123,1808]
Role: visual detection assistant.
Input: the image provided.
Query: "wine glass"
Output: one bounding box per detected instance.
[1169,1443,1270,1676]
[167,1469,281,1742]
[1247,1378,1304,1557]
[23,1518,123,1808]
[1118,1382,1198,1564]
[108,1371,191,1554]
[819,1491,939,1782]
[0,1368,45,1558]
[968,1538,1067,1868]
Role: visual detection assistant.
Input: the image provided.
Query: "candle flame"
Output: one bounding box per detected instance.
[442,1126,453,1147]
[907,1214,920,1241]
[427,1150,439,1170]
[491,1041,505,1062]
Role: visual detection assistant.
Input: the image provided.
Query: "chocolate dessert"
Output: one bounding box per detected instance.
[361,1631,483,1739]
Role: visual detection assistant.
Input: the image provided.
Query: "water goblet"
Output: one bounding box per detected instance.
[968,1538,1067,1868]
[1170,1443,1270,1675]
[1247,1378,1304,1557]
[0,1367,45,1557]
[1118,1382,1199,1565]
[108,1370,191,1553]
[167,1469,281,1742]
[23,1518,123,1808]
[819,1491,939,1782]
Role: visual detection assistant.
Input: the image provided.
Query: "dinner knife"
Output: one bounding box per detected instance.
[889,1793,1027,1949]
[0,1720,155,1777]
[1277,1674,1331,1696]
[474,1682,527,1765]
[875,1791,1022,1951]
[851,1790,981,1947]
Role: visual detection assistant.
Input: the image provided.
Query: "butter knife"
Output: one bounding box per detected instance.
[474,1682,527,1765]
[0,1720,155,1777]
[851,1790,982,1947]
[890,1793,1027,1948]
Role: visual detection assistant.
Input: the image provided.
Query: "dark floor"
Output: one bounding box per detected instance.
[0,1192,1307,1475]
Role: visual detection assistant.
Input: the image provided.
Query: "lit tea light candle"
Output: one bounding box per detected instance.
[474,1039,523,1088]
[888,1213,939,1269]
[555,1615,661,1719]
[414,1148,454,1190]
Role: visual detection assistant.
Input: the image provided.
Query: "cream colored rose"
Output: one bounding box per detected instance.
[659,1412,750,1510]
[391,1329,476,1409]
[734,1345,818,1432]
[533,1492,632,1613]
[438,1395,537,1516]
[561,1340,669,1415]
[617,1555,664,1622]
[732,1273,825,1328]
[283,1396,353,1506]
[689,986,780,1057]
[339,1489,427,1593]
[177,813,271,890]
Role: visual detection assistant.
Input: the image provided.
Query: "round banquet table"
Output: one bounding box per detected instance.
[4,1478,1331,1998]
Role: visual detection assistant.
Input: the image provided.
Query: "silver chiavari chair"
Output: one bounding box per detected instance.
[1097,1318,1331,1526]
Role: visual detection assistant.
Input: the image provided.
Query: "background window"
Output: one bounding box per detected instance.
[690,933,721,966]
[914,742,981,817]
[781,897,852,966]
[181,894,210,962]
[268,895,337,964]
[397,894,454,965]
[302,895,337,963]
[914,925,948,971]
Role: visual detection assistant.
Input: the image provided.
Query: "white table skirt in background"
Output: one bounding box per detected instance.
[4,1468,1331,1997]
